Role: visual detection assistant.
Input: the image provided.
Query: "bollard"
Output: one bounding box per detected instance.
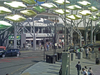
[46,55,55,63]
[77,52,82,59]
[62,52,70,75]
[96,58,99,64]
[70,53,75,61]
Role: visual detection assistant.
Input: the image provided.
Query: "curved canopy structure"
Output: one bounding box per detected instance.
[0,6,12,14]
[20,10,37,17]
[96,12,100,17]
[4,1,27,9]
[53,0,70,5]
[88,6,98,12]
[0,21,12,29]
[66,14,81,20]
[97,21,100,25]
[79,10,92,16]
[89,16,98,21]
[54,9,69,15]
[33,6,46,13]
[66,5,81,10]
[41,3,58,9]
[77,1,91,6]
[21,0,36,4]
[5,14,26,22]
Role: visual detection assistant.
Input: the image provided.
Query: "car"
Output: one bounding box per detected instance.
[6,49,21,57]
[0,49,6,58]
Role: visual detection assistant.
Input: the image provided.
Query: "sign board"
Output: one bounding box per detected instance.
[8,35,21,40]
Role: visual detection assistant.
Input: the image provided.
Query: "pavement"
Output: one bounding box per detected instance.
[21,53,100,75]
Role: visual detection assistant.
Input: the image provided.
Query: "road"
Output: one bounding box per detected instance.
[0,49,62,75]
[0,50,44,75]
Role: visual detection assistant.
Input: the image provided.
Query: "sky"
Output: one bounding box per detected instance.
[34,0,44,5]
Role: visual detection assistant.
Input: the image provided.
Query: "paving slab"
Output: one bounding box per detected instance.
[22,57,100,75]
[22,61,61,75]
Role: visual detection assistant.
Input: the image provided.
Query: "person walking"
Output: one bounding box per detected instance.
[75,61,81,75]
[81,68,88,75]
[84,66,88,72]
[81,47,84,52]
[85,47,89,58]
[46,43,49,51]
[92,46,94,53]
[88,67,94,75]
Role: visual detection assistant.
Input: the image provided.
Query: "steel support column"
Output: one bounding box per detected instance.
[14,23,17,48]
[32,17,36,50]
[90,20,93,44]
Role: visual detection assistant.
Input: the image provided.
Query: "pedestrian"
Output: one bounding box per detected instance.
[85,47,89,58]
[89,47,92,52]
[84,66,88,72]
[81,47,84,52]
[76,49,79,56]
[75,61,81,75]
[92,46,94,53]
[46,43,49,51]
[41,45,42,50]
[81,68,88,75]
[88,67,94,75]
[39,42,41,49]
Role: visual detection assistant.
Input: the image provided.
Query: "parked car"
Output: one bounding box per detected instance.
[6,49,21,57]
[0,49,6,58]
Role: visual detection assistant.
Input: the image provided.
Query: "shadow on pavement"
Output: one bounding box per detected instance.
[48,68,59,70]
[47,71,58,74]
[82,62,94,65]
